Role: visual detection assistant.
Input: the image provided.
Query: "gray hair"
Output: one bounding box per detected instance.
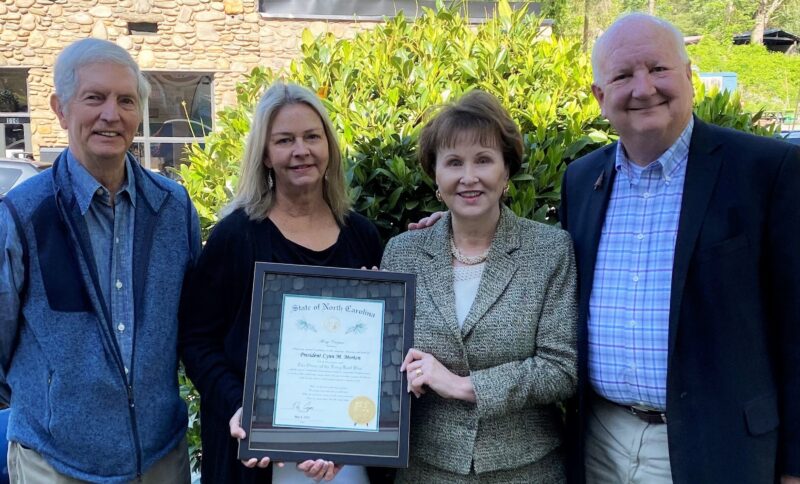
[54,38,150,114]
[222,82,351,223]
[591,13,689,84]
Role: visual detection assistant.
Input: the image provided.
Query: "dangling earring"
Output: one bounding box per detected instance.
[502,183,510,197]
[267,168,274,190]
[435,189,443,202]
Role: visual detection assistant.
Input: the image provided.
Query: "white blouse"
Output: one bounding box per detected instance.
[453,263,485,327]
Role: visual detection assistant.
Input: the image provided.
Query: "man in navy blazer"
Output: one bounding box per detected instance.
[560,13,800,484]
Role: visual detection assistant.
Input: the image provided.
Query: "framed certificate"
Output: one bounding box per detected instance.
[238,262,415,468]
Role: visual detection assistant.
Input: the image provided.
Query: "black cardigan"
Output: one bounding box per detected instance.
[179,208,385,484]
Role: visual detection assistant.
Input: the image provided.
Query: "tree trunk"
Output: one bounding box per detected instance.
[725,0,735,27]
[751,0,785,44]
[649,0,656,14]
[583,0,590,52]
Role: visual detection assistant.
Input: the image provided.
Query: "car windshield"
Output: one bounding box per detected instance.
[0,167,22,195]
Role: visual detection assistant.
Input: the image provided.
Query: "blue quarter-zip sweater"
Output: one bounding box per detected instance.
[0,150,201,482]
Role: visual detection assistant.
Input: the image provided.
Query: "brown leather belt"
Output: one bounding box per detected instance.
[593,393,668,424]
[620,404,667,424]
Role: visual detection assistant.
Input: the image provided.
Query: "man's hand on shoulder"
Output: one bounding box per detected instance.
[407,211,445,231]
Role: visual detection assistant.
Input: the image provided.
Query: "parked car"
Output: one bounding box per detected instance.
[0,158,43,197]
[780,131,800,146]
[0,408,7,484]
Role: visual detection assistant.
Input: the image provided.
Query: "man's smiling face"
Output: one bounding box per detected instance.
[591,19,694,161]
[52,62,142,168]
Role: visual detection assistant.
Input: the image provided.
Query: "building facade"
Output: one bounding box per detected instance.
[0,0,535,173]
[0,0,366,173]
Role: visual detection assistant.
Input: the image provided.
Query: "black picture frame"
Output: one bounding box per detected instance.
[239,262,415,468]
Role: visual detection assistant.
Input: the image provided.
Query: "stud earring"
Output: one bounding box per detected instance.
[435,189,443,202]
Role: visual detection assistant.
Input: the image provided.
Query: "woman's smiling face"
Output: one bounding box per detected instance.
[434,132,509,223]
[264,103,330,194]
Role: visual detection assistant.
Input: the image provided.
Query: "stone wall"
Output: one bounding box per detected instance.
[0,0,370,156]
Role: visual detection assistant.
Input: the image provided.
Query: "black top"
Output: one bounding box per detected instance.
[179,208,383,484]
[263,216,380,268]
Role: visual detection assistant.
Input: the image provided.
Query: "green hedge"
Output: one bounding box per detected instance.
[688,37,800,114]
[180,1,611,242]
[177,1,772,470]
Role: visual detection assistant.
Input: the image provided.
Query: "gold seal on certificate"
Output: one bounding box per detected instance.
[348,396,377,426]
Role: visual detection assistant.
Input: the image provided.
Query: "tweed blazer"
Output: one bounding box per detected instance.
[381,206,578,476]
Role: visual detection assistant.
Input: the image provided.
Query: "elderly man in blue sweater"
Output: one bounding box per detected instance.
[0,38,200,483]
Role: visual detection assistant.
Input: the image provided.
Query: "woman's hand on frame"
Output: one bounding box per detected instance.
[230,407,283,469]
[297,460,343,481]
[401,348,476,402]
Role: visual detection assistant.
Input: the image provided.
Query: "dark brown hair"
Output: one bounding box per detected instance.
[418,90,524,178]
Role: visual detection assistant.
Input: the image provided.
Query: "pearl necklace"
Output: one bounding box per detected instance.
[449,235,490,265]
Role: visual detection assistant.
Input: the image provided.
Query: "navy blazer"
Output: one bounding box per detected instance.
[560,118,800,483]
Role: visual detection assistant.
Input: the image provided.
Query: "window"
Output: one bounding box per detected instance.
[0,69,28,113]
[0,69,32,159]
[133,72,213,178]
[128,22,159,35]
[258,0,539,21]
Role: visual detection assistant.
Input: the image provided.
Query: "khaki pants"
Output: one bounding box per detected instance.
[585,397,672,484]
[8,438,190,484]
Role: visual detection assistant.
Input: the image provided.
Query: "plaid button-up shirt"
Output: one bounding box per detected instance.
[588,119,693,410]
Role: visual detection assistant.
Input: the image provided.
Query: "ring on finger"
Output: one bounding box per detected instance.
[415,368,422,376]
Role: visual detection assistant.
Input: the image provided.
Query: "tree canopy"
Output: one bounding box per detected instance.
[541,0,800,115]
[543,0,800,43]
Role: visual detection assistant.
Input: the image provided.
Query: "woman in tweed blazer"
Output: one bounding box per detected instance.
[382,91,578,483]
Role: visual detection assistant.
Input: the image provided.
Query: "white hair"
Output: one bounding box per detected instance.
[591,13,689,84]
[221,82,351,223]
[54,38,150,114]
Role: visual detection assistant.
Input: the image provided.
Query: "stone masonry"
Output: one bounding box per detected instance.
[0,0,371,157]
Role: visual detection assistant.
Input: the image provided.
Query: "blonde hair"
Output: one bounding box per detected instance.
[222,82,350,223]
